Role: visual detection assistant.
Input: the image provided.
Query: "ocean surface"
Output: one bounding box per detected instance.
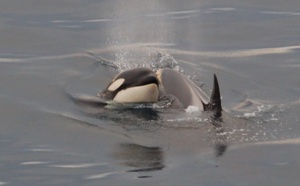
[1,0,300,185]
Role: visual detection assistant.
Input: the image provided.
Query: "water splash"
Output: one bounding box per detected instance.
[89,47,181,73]
[224,103,290,144]
[104,1,175,71]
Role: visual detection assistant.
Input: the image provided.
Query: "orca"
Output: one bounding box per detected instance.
[98,67,221,112]
[98,68,160,103]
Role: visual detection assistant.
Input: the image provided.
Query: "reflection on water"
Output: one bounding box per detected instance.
[109,108,228,172]
[209,106,228,157]
[98,108,160,122]
[113,143,164,172]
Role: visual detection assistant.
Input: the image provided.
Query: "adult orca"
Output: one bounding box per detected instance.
[98,67,221,112]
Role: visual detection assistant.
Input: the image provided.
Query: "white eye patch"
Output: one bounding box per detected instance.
[108,78,125,91]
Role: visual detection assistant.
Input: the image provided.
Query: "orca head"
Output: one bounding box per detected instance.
[98,68,160,103]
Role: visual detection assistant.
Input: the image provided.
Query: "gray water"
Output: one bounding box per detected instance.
[1,0,300,185]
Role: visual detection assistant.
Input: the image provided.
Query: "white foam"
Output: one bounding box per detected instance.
[50,163,107,168]
[56,25,82,28]
[85,171,121,179]
[262,11,300,16]
[28,148,56,152]
[209,7,235,11]
[21,161,49,165]
[185,105,200,113]
[255,138,300,145]
[146,9,199,18]
[244,112,256,117]
[166,10,200,15]
[51,19,111,23]
[152,45,300,58]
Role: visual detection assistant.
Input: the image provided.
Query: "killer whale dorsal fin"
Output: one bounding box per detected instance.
[205,74,222,112]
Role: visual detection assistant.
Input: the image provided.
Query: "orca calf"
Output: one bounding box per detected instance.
[98,67,221,112]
